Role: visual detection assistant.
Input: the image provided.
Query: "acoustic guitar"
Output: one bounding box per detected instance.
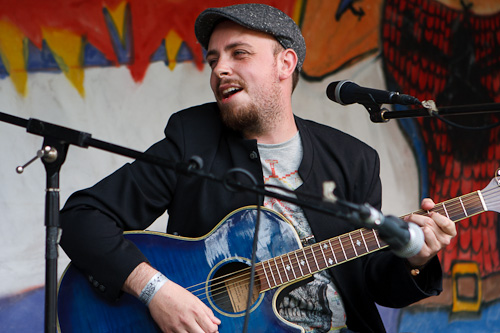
[57,177,500,332]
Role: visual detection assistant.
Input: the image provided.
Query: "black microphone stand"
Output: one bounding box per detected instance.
[0,114,203,333]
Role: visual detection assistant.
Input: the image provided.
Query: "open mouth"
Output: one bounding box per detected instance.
[221,87,243,99]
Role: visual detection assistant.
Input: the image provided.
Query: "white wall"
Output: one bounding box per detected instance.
[0,57,419,296]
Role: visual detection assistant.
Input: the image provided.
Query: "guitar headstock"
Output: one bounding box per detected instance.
[481,168,500,214]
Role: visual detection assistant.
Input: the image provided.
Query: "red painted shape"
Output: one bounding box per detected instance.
[0,0,299,81]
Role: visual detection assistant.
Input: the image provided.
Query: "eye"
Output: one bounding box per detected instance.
[233,49,248,57]
[206,57,218,68]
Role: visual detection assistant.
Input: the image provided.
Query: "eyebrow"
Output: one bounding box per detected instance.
[205,42,253,60]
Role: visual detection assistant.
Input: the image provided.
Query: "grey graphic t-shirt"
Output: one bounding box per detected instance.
[258,132,347,332]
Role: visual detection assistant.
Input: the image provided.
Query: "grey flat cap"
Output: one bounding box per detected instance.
[195,3,306,70]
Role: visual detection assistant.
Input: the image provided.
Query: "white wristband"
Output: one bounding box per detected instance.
[138,272,168,306]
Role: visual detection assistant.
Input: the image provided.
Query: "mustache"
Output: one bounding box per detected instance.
[215,78,246,99]
[217,78,244,88]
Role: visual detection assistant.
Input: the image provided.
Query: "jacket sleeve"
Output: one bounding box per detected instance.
[59,112,186,300]
[367,252,442,308]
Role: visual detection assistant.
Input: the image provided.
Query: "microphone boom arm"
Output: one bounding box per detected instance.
[372,102,500,123]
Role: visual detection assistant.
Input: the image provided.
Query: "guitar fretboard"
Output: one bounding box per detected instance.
[257,189,488,291]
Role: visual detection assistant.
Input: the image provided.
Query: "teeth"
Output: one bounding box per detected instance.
[222,87,240,97]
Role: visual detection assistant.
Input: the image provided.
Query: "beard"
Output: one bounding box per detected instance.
[217,79,282,136]
[219,100,263,135]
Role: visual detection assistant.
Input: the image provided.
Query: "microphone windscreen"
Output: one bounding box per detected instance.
[391,222,424,258]
[326,81,341,102]
[326,80,356,105]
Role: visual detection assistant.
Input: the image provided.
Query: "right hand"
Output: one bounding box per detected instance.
[149,279,221,333]
[124,263,220,333]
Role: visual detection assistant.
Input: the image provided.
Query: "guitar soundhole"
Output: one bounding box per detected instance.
[210,262,261,314]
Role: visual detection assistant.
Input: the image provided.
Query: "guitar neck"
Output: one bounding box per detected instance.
[400,189,487,222]
[257,189,488,291]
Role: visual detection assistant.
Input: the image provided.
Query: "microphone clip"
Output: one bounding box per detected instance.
[360,99,390,123]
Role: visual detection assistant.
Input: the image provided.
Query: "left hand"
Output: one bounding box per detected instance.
[405,198,457,268]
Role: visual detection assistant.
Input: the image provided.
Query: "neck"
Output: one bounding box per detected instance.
[245,103,297,144]
[245,114,297,144]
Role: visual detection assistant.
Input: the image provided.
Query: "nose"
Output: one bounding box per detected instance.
[217,70,228,79]
[213,58,231,79]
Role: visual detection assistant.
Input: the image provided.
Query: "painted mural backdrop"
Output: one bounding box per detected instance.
[301,0,500,331]
[381,2,500,331]
[0,0,301,96]
[1,0,500,331]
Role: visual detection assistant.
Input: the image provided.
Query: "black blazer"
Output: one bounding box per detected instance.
[60,102,442,332]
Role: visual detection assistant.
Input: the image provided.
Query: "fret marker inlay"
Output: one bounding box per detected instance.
[251,180,498,294]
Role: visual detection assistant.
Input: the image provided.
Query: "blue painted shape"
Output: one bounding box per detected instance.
[57,207,304,332]
[150,40,166,63]
[102,6,132,64]
[399,301,500,332]
[176,42,194,63]
[25,40,60,73]
[0,287,44,333]
[335,0,365,20]
[83,41,112,67]
[0,55,7,79]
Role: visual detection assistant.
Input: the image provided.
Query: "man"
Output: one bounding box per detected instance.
[60,4,456,332]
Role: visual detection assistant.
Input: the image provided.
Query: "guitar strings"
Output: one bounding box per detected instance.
[403,191,485,222]
[189,196,464,305]
[434,187,500,220]
[185,186,500,310]
[186,228,383,307]
[192,229,383,308]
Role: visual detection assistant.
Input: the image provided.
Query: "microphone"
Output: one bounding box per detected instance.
[326,80,421,106]
[359,204,424,258]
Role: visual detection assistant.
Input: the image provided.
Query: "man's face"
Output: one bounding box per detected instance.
[206,21,284,135]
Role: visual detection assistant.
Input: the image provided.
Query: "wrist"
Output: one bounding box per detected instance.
[139,271,169,306]
[123,262,157,297]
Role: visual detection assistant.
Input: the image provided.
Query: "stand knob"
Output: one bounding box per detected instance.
[17,146,58,174]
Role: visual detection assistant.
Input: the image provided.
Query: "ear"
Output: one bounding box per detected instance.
[278,48,298,81]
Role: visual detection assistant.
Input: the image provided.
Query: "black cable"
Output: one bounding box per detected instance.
[222,168,261,333]
[431,111,500,131]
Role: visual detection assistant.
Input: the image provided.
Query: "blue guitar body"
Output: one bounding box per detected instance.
[57,207,305,332]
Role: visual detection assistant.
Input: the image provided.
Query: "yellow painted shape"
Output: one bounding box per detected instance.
[107,1,128,45]
[292,0,304,24]
[0,20,28,96]
[165,29,183,71]
[42,27,85,97]
[451,261,482,312]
